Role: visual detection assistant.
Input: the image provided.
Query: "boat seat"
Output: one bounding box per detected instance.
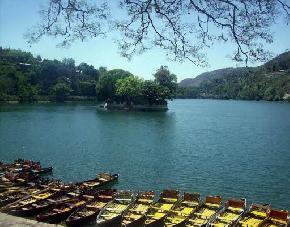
[126,214,142,219]
[99,178,108,181]
[239,216,263,226]
[162,198,178,203]
[138,198,153,203]
[228,206,243,213]
[99,195,112,199]
[116,198,131,201]
[106,207,124,211]
[182,201,199,206]
[83,195,94,199]
[269,218,288,225]
[84,182,100,187]
[67,192,79,196]
[251,210,267,218]
[205,203,220,208]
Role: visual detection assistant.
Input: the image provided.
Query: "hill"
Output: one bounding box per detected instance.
[178,51,290,101]
[179,67,252,87]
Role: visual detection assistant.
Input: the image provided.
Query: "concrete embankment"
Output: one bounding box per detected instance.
[0,213,61,227]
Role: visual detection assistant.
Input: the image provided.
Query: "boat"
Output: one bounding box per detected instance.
[0,186,21,195]
[0,183,18,193]
[66,189,116,226]
[97,190,135,227]
[36,193,94,223]
[29,166,53,175]
[0,185,50,211]
[3,187,61,214]
[78,172,119,190]
[7,186,72,216]
[185,195,222,227]
[236,203,270,227]
[122,191,155,227]
[1,170,41,186]
[164,192,200,227]
[15,189,78,217]
[0,187,31,208]
[144,189,180,227]
[259,209,289,227]
[0,160,53,178]
[208,198,246,227]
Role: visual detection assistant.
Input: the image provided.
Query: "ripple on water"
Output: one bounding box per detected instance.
[0,100,290,209]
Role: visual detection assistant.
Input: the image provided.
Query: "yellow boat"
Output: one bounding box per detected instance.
[186,195,222,227]
[209,198,246,227]
[122,191,155,227]
[145,189,179,227]
[236,203,270,227]
[165,192,200,227]
[259,209,289,227]
[97,190,135,227]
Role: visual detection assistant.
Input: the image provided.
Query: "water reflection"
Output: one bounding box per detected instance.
[95,106,179,191]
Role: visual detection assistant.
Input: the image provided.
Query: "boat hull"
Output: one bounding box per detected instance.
[66,212,99,226]
[165,219,187,227]
[0,197,21,209]
[145,217,166,227]
[37,209,74,223]
[15,203,55,217]
[124,215,146,227]
[97,214,123,227]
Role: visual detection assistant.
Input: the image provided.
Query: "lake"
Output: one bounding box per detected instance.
[0,99,290,209]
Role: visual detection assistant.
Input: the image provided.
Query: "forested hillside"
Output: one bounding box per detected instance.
[0,48,176,105]
[0,47,100,102]
[178,51,290,101]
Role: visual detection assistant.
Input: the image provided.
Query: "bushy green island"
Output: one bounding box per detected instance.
[0,47,177,110]
[177,51,290,102]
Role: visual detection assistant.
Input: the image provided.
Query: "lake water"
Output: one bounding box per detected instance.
[0,100,290,209]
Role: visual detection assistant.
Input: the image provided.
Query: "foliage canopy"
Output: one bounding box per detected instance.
[0,47,176,105]
[27,0,290,65]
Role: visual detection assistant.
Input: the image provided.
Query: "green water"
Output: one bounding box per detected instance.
[0,100,290,209]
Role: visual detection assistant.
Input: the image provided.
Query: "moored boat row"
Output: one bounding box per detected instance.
[1,186,289,226]
[0,159,289,227]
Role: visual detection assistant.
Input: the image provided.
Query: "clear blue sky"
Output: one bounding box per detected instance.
[0,0,289,81]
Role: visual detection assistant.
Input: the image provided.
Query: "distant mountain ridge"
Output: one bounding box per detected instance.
[179,51,290,87]
[177,51,290,101]
[179,67,251,87]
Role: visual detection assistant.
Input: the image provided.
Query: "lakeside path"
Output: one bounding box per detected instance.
[0,213,61,227]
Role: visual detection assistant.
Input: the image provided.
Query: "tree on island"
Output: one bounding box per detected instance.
[142,80,170,105]
[154,66,177,100]
[113,66,177,107]
[96,69,134,101]
[27,0,290,65]
[116,75,143,104]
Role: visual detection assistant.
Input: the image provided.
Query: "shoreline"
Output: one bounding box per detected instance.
[1,98,289,105]
[0,213,61,226]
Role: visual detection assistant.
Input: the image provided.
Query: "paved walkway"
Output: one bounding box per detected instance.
[0,213,61,227]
